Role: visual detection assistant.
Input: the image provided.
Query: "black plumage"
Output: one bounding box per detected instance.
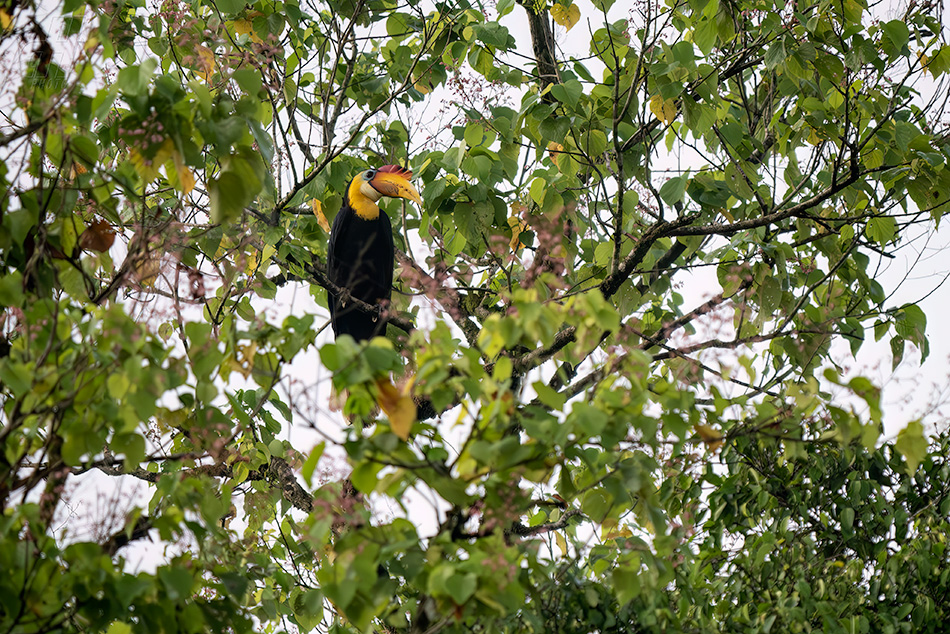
[326,165,421,342]
[327,201,394,341]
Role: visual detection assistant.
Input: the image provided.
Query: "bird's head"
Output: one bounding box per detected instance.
[348,165,422,219]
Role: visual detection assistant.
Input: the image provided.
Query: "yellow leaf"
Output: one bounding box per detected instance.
[172,150,195,195]
[413,68,435,94]
[549,3,580,31]
[695,423,723,452]
[236,343,257,378]
[454,400,470,427]
[602,519,632,541]
[133,252,162,287]
[0,9,12,31]
[129,139,174,182]
[310,199,331,232]
[546,141,564,162]
[232,19,264,44]
[196,46,216,82]
[246,243,276,275]
[507,215,527,252]
[555,531,568,555]
[128,149,154,182]
[649,95,677,125]
[375,378,416,440]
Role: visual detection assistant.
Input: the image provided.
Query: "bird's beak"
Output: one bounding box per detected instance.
[370,165,423,205]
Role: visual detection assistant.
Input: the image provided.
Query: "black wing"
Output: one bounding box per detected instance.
[378,209,395,306]
[326,206,395,341]
[326,203,351,328]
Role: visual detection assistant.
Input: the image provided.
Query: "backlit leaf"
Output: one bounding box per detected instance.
[550,3,580,31]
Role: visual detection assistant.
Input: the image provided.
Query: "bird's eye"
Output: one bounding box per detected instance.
[365,169,376,179]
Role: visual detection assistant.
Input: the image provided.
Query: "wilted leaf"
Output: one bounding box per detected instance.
[129,139,174,182]
[649,95,677,124]
[196,46,216,82]
[79,218,116,253]
[376,377,416,440]
[694,423,723,452]
[311,198,331,232]
[69,162,88,179]
[508,214,527,252]
[172,150,195,195]
[132,250,162,287]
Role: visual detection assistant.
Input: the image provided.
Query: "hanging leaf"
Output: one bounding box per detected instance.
[375,377,416,440]
[694,423,723,452]
[196,46,216,82]
[895,420,927,474]
[649,95,677,124]
[508,214,527,252]
[170,150,195,195]
[310,198,331,232]
[78,218,116,253]
[550,2,580,30]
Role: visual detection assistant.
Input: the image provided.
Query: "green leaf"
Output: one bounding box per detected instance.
[894,303,927,342]
[232,68,262,95]
[841,507,855,533]
[216,0,246,14]
[550,79,583,109]
[106,622,132,634]
[116,58,157,96]
[764,39,786,70]
[658,175,689,205]
[496,0,515,15]
[533,381,566,410]
[882,20,909,50]
[302,442,325,485]
[292,588,324,630]
[351,460,384,493]
[159,567,194,600]
[210,171,250,223]
[866,216,896,244]
[570,402,609,436]
[895,420,927,474]
[445,573,478,604]
[112,433,146,467]
[0,272,24,306]
[0,360,31,397]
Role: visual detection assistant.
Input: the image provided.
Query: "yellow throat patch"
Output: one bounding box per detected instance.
[347,177,381,220]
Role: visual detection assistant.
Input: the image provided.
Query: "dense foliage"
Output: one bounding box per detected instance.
[2,0,950,631]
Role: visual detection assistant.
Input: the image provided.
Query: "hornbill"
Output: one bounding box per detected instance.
[327,164,422,341]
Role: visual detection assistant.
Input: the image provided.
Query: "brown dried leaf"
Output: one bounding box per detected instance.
[78,219,116,253]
